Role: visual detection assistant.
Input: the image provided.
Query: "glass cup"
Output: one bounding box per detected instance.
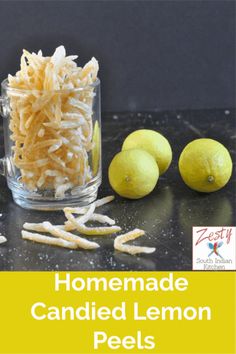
[0,78,102,210]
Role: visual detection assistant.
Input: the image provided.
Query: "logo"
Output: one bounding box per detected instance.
[208,241,223,258]
[192,227,236,270]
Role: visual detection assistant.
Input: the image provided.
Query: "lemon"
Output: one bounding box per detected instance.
[92,121,100,175]
[179,138,232,193]
[122,129,172,175]
[108,149,159,199]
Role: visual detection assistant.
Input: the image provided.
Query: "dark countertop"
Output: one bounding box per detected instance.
[0,109,235,271]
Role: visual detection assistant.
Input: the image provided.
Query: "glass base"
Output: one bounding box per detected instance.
[10,177,101,211]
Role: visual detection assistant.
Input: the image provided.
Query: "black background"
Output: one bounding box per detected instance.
[0,0,235,111]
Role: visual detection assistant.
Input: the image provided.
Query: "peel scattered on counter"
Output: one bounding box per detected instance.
[65,211,121,236]
[22,195,120,249]
[74,203,96,224]
[64,197,120,235]
[42,221,99,249]
[23,195,116,233]
[22,195,155,255]
[114,229,156,255]
[22,230,79,249]
[64,195,115,214]
[23,212,116,233]
[0,235,7,244]
[23,222,47,232]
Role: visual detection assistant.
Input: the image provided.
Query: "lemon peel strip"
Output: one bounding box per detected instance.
[114,229,156,255]
[42,222,99,250]
[65,211,121,236]
[64,195,115,214]
[22,230,79,250]
[76,203,96,224]
[23,212,116,233]
[23,195,116,235]
[0,236,7,244]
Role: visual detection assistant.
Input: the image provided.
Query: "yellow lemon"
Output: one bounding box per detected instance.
[92,121,100,175]
[108,149,159,199]
[122,129,172,175]
[179,138,232,193]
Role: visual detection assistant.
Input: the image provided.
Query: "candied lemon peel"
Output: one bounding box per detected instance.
[22,195,155,255]
[8,46,99,197]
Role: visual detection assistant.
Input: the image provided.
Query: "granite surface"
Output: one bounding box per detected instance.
[0,109,235,271]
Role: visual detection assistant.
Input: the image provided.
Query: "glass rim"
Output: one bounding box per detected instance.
[1,77,100,94]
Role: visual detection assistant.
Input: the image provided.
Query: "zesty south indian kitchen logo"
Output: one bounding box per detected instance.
[192,227,236,270]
